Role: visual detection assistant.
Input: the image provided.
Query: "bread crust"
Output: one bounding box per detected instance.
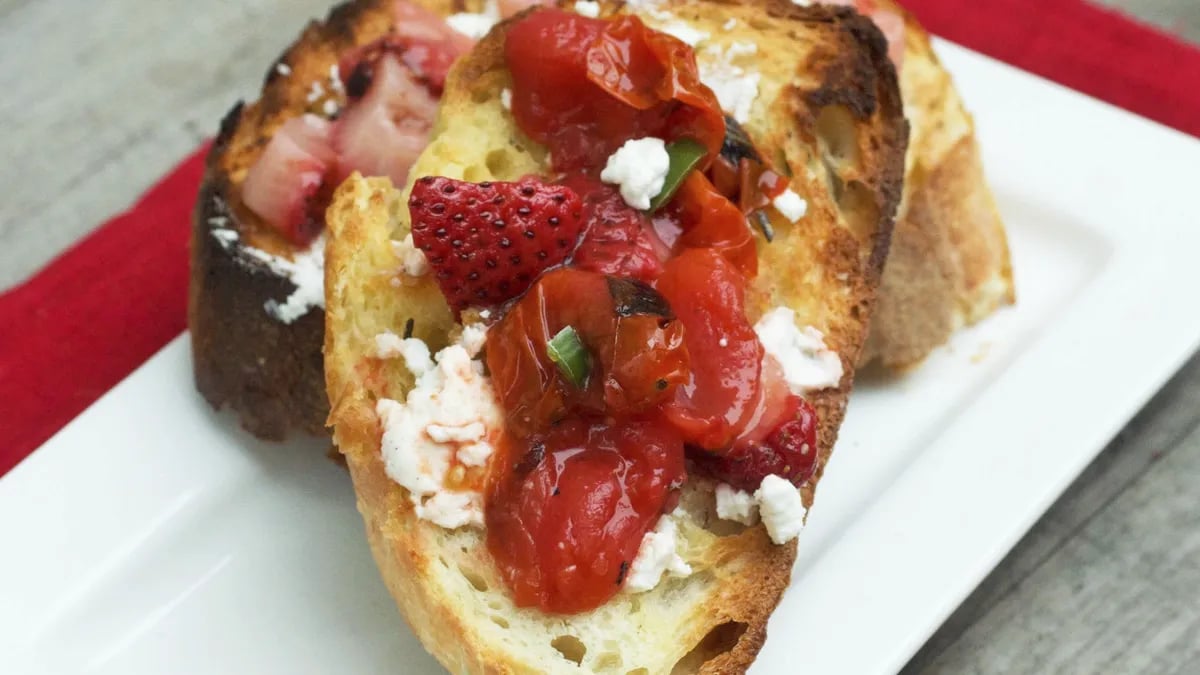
[189,0,405,438]
[861,2,1014,369]
[325,4,906,672]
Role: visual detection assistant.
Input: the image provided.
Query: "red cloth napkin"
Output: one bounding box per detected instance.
[2,0,1199,477]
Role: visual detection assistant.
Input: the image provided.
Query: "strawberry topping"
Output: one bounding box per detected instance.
[241,114,336,246]
[693,395,820,491]
[408,176,585,313]
[562,175,669,283]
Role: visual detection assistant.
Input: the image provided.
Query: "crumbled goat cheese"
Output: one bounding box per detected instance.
[306,80,325,103]
[574,0,600,17]
[446,0,500,39]
[626,516,692,592]
[714,476,807,543]
[754,306,844,394]
[275,62,291,76]
[659,21,710,46]
[723,18,737,30]
[600,137,671,210]
[715,483,759,525]
[328,64,343,92]
[699,43,761,123]
[772,188,808,223]
[500,88,512,111]
[322,98,340,117]
[458,322,488,357]
[755,475,807,544]
[246,236,326,324]
[391,234,430,277]
[375,331,504,529]
[374,332,434,372]
[210,228,238,250]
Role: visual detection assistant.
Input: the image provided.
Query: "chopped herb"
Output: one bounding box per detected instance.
[402,317,415,339]
[648,138,708,212]
[616,560,630,585]
[547,326,591,388]
[752,210,775,242]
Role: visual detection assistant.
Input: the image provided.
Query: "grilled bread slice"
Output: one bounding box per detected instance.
[189,0,463,439]
[860,0,1014,368]
[324,3,906,672]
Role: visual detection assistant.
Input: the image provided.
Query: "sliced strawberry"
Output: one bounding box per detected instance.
[392,0,476,55]
[562,174,668,283]
[692,395,820,491]
[497,0,551,17]
[241,114,336,246]
[331,52,440,188]
[408,176,585,313]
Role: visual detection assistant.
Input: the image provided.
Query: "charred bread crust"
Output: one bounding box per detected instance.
[188,0,400,439]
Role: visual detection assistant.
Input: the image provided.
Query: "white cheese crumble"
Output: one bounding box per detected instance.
[715,483,758,525]
[328,64,344,92]
[600,137,671,210]
[375,329,503,530]
[698,44,761,123]
[722,18,737,30]
[391,234,430,277]
[625,515,692,592]
[275,62,291,77]
[714,476,807,543]
[245,236,326,324]
[659,21,710,46]
[446,0,500,39]
[210,228,238,250]
[754,307,844,394]
[306,80,325,103]
[321,98,340,117]
[573,0,600,17]
[500,88,512,111]
[755,475,807,544]
[772,188,808,223]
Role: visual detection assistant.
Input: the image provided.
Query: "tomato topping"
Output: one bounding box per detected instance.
[505,9,724,172]
[665,172,758,277]
[486,418,686,613]
[654,248,763,449]
[485,268,689,438]
[562,174,669,282]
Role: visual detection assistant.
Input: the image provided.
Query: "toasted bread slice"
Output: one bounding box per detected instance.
[189,0,473,438]
[860,1,1014,368]
[324,3,906,672]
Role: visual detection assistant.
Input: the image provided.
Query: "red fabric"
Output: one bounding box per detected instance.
[3,1,1200,476]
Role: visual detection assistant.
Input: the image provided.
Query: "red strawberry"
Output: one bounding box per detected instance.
[692,395,820,491]
[561,175,669,283]
[409,176,584,313]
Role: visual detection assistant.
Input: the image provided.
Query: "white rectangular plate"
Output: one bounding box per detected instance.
[3,42,1200,674]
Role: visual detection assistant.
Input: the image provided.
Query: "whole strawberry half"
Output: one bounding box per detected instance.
[409,176,584,313]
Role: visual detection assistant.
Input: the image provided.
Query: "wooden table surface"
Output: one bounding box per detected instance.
[3,1,1199,673]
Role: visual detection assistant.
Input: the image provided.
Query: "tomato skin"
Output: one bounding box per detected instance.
[654,249,763,449]
[666,172,758,278]
[505,10,724,172]
[485,268,689,438]
[486,419,686,613]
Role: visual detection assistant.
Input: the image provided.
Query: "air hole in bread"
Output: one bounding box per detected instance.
[462,569,489,592]
[815,105,860,166]
[463,165,491,182]
[594,652,622,670]
[551,635,588,665]
[490,614,510,629]
[626,669,650,675]
[486,149,513,177]
[837,180,880,243]
[670,621,748,674]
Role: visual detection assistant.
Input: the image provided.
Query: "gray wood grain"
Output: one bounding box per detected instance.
[2,1,1199,673]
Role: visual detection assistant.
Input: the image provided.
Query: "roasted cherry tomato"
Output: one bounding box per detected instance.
[486,418,686,613]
